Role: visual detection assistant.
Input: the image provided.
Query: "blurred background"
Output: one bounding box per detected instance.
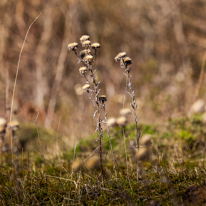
[0,0,206,146]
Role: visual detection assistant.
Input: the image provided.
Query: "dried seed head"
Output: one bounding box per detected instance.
[67,42,78,51]
[123,57,132,66]
[71,159,82,171]
[136,147,148,160]
[74,84,83,96]
[80,49,91,59]
[107,117,116,128]
[85,156,99,170]
[91,43,100,50]
[83,55,93,64]
[8,120,19,131]
[140,134,151,145]
[0,118,7,128]
[82,84,90,92]
[98,95,107,104]
[80,35,90,43]
[79,66,88,75]
[114,52,127,62]
[82,40,91,47]
[116,116,127,127]
[120,108,131,116]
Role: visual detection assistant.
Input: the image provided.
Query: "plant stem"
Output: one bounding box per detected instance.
[97,102,104,186]
[101,103,118,168]
[126,69,140,149]
[90,69,104,186]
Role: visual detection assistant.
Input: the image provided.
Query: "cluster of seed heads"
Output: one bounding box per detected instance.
[68,35,100,67]
[68,35,107,105]
[115,51,140,149]
[114,52,132,69]
[68,35,119,176]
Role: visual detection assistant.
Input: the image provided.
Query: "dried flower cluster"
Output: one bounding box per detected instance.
[68,35,116,185]
[115,52,140,149]
[68,35,101,68]
[115,52,132,69]
[67,42,78,51]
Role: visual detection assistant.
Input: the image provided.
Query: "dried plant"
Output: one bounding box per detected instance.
[68,35,117,185]
[115,52,141,149]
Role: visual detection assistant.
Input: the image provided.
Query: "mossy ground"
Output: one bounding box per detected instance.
[0,115,206,205]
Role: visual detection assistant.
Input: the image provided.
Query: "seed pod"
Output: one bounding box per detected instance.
[82,40,91,48]
[91,43,100,50]
[123,57,132,66]
[83,55,93,64]
[98,95,107,104]
[80,35,90,43]
[114,52,127,62]
[80,49,91,59]
[79,66,88,75]
[67,42,78,51]
[82,84,90,92]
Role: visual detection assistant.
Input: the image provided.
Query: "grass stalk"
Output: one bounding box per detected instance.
[10,13,41,166]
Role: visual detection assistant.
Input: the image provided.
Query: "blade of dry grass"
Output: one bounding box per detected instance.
[10,13,41,122]
[10,13,41,165]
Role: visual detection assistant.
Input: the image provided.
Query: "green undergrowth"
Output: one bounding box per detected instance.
[0,115,206,205]
[16,123,60,152]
